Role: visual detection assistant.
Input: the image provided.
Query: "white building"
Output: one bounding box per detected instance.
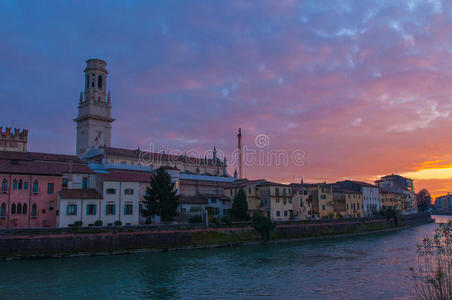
[179,194,231,218]
[58,165,181,227]
[362,185,381,217]
[57,189,103,227]
[336,180,381,217]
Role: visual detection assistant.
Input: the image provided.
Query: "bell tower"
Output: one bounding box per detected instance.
[74,59,114,157]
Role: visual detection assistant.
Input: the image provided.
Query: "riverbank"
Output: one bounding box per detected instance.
[0,214,431,260]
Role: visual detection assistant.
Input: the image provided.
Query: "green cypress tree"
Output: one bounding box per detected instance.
[231,189,249,221]
[143,167,180,222]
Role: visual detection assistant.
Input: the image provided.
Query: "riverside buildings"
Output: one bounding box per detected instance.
[0,151,94,228]
[375,174,416,214]
[1,59,418,227]
[225,179,293,221]
[1,59,233,228]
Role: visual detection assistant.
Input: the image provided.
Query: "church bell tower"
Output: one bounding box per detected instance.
[74,59,114,157]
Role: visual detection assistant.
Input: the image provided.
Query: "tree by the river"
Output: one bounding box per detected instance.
[416,189,432,212]
[231,189,249,221]
[143,167,179,222]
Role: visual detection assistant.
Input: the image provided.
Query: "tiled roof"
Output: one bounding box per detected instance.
[256,180,290,188]
[99,170,153,183]
[0,152,93,176]
[100,147,225,167]
[289,182,330,189]
[228,179,266,188]
[0,151,83,163]
[336,180,376,188]
[59,188,103,199]
[333,187,360,194]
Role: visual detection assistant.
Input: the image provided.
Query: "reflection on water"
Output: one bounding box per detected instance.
[0,222,446,300]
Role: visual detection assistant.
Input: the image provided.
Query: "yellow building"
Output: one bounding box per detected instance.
[344,190,363,218]
[226,179,293,221]
[225,179,266,216]
[303,183,334,218]
[289,183,313,220]
[380,191,403,211]
[255,181,293,221]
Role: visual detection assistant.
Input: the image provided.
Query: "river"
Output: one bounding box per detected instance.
[0,216,449,300]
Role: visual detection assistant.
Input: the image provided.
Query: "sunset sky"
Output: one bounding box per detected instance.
[1,0,452,200]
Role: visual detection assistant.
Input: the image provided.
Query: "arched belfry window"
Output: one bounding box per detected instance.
[98,75,102,89]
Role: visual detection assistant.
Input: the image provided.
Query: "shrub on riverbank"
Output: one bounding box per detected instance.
[410,221,451,300]
[189,215,203,224]
[252,211,275,244]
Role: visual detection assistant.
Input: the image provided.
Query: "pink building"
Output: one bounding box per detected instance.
[0,151,94,228]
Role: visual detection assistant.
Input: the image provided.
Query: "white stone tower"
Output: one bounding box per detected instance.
[74,59,114,157]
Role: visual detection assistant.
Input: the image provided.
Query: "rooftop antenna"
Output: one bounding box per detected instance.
[237,128,243,179]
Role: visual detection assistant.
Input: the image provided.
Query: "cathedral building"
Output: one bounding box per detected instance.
[74,59,234,218]
[74,59,228,177]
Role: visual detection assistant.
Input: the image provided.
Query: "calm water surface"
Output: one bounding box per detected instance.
[0,217,449,300]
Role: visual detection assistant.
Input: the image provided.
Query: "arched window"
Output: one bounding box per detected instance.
[31,203,37,218]
[1,179,7,193]
[32,180,39,194]
[98,75,102,89]
[24,181,28,190]
[0,203,5,218]
[16,203,22,215]
[11,203,16,214]
[18,179,23,190]
[22,203,27,215]
[12,179,17,190]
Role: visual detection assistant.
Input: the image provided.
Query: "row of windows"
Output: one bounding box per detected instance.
[62,177,88,189]
[1,178,43,194]
[275,197,292,204]
[106,188,135,195]
[347,203,360,210]
[276,210,289,217]
[0,203,38,218]
[367,204,378,211]
[66,203,134,216]
[274,188,291,196]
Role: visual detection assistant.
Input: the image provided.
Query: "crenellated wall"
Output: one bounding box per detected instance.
[0,127,28,152]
